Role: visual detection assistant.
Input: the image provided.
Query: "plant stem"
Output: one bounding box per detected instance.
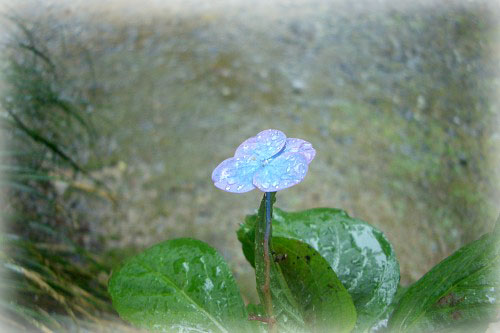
[263,192,276,333]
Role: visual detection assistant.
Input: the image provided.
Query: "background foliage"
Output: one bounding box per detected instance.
[0,13,125,331]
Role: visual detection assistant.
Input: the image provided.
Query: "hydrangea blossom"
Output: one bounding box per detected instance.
[212,129,315,193]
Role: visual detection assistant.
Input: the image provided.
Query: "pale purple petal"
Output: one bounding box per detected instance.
[234,129,286,160]
[253,152,308,192]
[283,138,316,163]
[212,156,260,193]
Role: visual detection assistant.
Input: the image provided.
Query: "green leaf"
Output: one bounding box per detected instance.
[108,238,251,333]
[369,285,408,332]
[388,231,500,332]
[246,304,267,333]
[272,237,357,333]
[238,219,257,268]
[238,207,400,331]
[254,193,306,332]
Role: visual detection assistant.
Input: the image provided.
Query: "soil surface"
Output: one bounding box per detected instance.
[5,0,500,299]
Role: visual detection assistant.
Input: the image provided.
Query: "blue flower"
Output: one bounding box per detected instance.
[212,129,315,193]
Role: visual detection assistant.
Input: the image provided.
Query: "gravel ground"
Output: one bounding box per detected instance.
[5,0,500,297]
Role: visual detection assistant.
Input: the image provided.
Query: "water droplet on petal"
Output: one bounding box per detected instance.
[262,183,269,189]
[227,178,236,185]
[237,185,244,190]
[286,167,291,172]
[225,186,231,190]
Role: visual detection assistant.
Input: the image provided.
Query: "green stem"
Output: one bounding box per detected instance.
[263,192,276,333]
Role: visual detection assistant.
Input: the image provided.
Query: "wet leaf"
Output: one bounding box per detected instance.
[370,285,408,332]
[238,221,258,268]
[238,207,400,331]
[272,237,357,333]
[254,193,306,332]
[108,238,251,333]
[389,230,500,332]
[246,304,266,333]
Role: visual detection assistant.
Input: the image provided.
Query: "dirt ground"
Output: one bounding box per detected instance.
[4,0,500,299]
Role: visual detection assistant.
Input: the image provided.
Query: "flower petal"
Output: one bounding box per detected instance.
[235,129,286,160]
[283,138,316,163]
[253,152,309,192]
[212,156,260,193]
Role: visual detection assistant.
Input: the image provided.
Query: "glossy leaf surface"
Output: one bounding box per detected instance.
[272,237,357,333]
[238,207,399,331]
[108,238,250,333]
[389,230,500,332]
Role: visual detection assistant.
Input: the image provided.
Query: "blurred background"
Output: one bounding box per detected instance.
[1,0,499,330]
